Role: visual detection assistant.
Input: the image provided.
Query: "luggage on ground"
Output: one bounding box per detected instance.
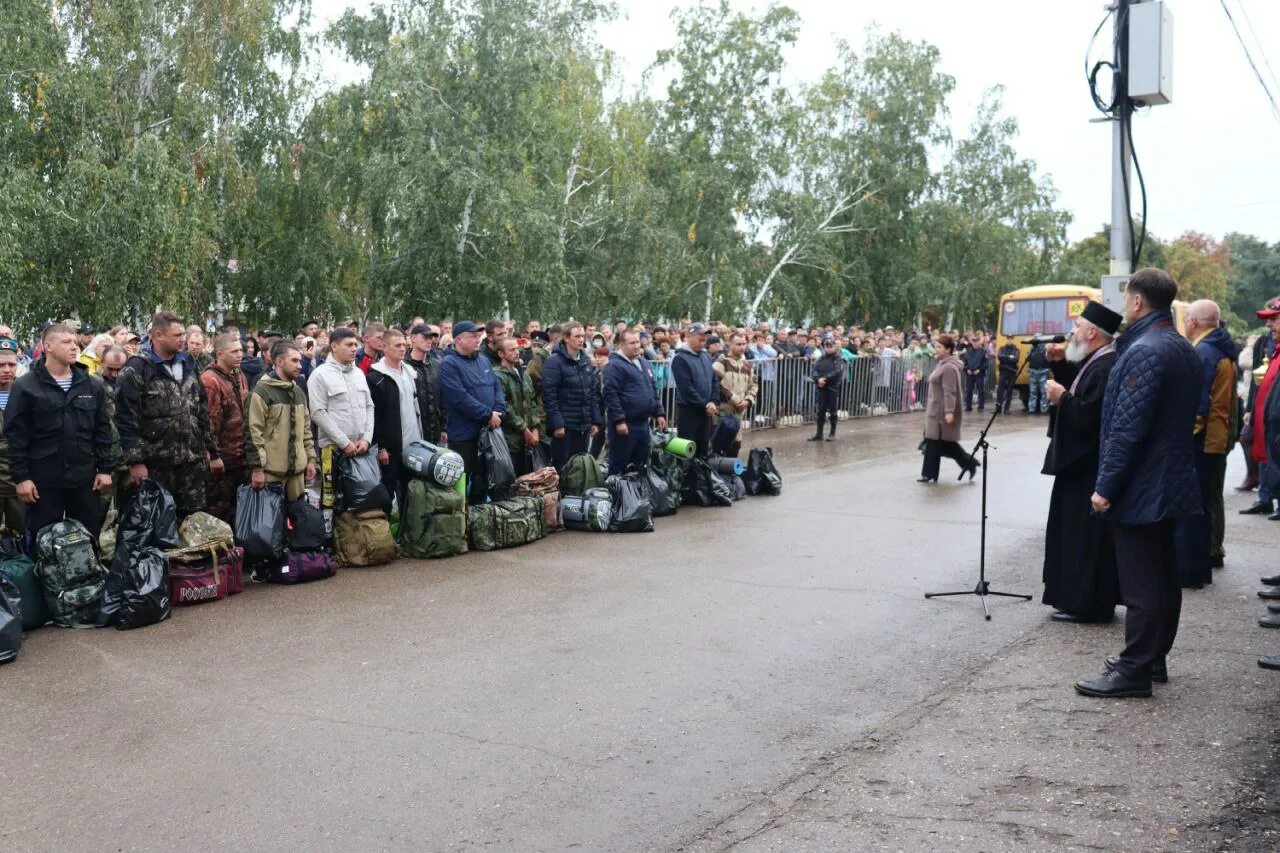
[113,546,170,629]
[234,483,286,564]
[268,550,338,584]
[514,467,562,533]
[645,465,679,517]
[560,453,604,497]
[743,447,783,496]
[467,497,547,551]
[562,488,613,531]
[479,428,516,501]
[400,478,467,559]
[168,553,229,606]
[286,498,327,552]
[403,440,466,487]
[0,548,47,630]
[0,572,21,663]
[682,458,734,508]
[35,519,108,628]
[334,509,398,567]
[337,446,393,512]
[710,415,740,456]
[117,479,181,551]
[606,469,654,533]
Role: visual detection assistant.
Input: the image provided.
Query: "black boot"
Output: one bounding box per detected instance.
[807,431,823,442]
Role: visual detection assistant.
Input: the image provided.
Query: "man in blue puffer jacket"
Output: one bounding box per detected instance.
[603,330,667,475]
[1076,268,1202,699]
[541,321,603,469]
[438,321,506,505]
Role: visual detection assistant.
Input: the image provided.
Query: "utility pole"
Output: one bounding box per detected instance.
[1109,0,1134,278]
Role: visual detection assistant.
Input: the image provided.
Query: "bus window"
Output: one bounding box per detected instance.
[1000,297,1089,336]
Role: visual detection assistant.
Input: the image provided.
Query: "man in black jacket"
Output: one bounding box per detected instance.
[603,330,666,474]
[5,323,115,537]
[809,336,844,441]
[996,341,1021,414]
[962,333,990,412]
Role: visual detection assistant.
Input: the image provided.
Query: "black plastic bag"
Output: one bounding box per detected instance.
[711,470,746,502]
[607,468,654,533]
[645,466,679,517]
[681,459,733,508]
[100,479,179,626]
[286,498,327,552]
[115,546,170,630]
[337,445,392,512]
[118,479,180,553]
[524,441,552,473]
[0,572,21,663]
[480,428,516,501]
[743,447,783,496]
[235,483,286,563]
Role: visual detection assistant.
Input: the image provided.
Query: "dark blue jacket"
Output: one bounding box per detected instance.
[671,347,718,408]
[1193,327,1239,420]
[437,348,506,442]
[603,352,663,426]
[1095,309,1202,525]
[541,340,603,432]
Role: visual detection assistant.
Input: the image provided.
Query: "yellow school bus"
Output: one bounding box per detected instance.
[996,284,1102,404]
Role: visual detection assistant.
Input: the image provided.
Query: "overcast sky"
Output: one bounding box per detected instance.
[309,0,1280,246]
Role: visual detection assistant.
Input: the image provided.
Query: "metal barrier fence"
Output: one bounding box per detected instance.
[653,355,999,431]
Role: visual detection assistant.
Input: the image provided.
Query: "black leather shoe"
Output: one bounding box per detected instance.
[1268,603,1280,614]
[1260,656,1280,671]
[1262,574,1280,586]
[1075,669,1152,698]
[1260,614,1280,629]
[1240,502,1272,515]
[1259,587,1280,600]
[1106,654,1167,683]
[916,477,936,484]
[807,435,823,442]
[1051,610,1115,624]
[825,434,835,441]
[1211,555,1224,569]
[1269,511,1280,521]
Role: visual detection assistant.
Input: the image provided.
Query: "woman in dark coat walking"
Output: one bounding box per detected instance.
[920,334,978,483]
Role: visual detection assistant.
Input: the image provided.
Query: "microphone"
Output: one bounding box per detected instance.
[1022,334,1066,345]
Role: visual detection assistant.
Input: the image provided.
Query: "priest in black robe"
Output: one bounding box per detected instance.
[1041,302,1124,623]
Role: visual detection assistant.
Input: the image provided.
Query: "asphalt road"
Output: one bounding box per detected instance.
[4,412,1277,852]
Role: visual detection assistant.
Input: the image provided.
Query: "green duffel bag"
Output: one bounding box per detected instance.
[400,479,468,559]
[467,497,547,552]
[559,453,603,497]
[0,550,48,630]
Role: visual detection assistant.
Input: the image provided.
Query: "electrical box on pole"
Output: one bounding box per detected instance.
[1128,1,1173,106]
[1101,274,1130,313]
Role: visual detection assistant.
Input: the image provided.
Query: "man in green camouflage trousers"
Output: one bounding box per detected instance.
[114,311,220,518]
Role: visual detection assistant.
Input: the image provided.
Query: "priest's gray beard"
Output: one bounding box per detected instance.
[1065,337,1091,363]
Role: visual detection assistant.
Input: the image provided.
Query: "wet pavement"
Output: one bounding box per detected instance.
[3,412,1278,852]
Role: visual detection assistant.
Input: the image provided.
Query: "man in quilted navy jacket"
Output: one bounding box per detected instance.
[1076,269,1202,699]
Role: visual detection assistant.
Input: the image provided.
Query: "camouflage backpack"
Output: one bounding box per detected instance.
[399,479,467,559]
[166,512,235,563]
[35,519,109,628]
[559,453,604,497]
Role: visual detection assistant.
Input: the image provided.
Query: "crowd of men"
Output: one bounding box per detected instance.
[1032,270,1280,697]
[0,313,977,547]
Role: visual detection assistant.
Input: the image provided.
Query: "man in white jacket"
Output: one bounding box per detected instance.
[309,327,374,456]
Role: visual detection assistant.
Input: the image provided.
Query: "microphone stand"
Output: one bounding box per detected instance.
[924,343,1038,620]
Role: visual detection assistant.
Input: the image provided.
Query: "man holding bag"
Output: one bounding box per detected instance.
[438,321,506,505]
[246,342,317,501]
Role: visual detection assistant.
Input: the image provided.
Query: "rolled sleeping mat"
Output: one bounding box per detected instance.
[662,436,696,459]
[709,456,745,477]
[453,472,467,499]
[403,440,465,487]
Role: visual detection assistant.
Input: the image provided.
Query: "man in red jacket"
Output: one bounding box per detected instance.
[201,333,249,521]
[1240,297,1280,518]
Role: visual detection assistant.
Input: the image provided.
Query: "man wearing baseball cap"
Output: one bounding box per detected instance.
[671,323,719,458]
[438,320,506,504]
[1240,297,1280,518]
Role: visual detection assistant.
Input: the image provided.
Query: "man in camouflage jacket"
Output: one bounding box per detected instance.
[115,311,220,518]
[494,338,544,476]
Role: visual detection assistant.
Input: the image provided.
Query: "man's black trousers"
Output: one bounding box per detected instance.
[27,483,106,540]
[676,405,712,459]
[607,422,650,475]
[551,429,591,470]
[964,372,986,411]
[1113,519,1181,679]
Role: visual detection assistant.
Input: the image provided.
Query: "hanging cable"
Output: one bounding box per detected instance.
[1221,0,1280,121]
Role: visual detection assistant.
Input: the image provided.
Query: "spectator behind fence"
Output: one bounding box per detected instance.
[541,321,603,470]
[438,320,505,505]
[6,323,114,537]
[672,323,719,459]
[604,330,666,475]
[115,311,220,518]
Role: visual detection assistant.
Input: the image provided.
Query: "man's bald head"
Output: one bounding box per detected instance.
[1189,299,1221,327]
